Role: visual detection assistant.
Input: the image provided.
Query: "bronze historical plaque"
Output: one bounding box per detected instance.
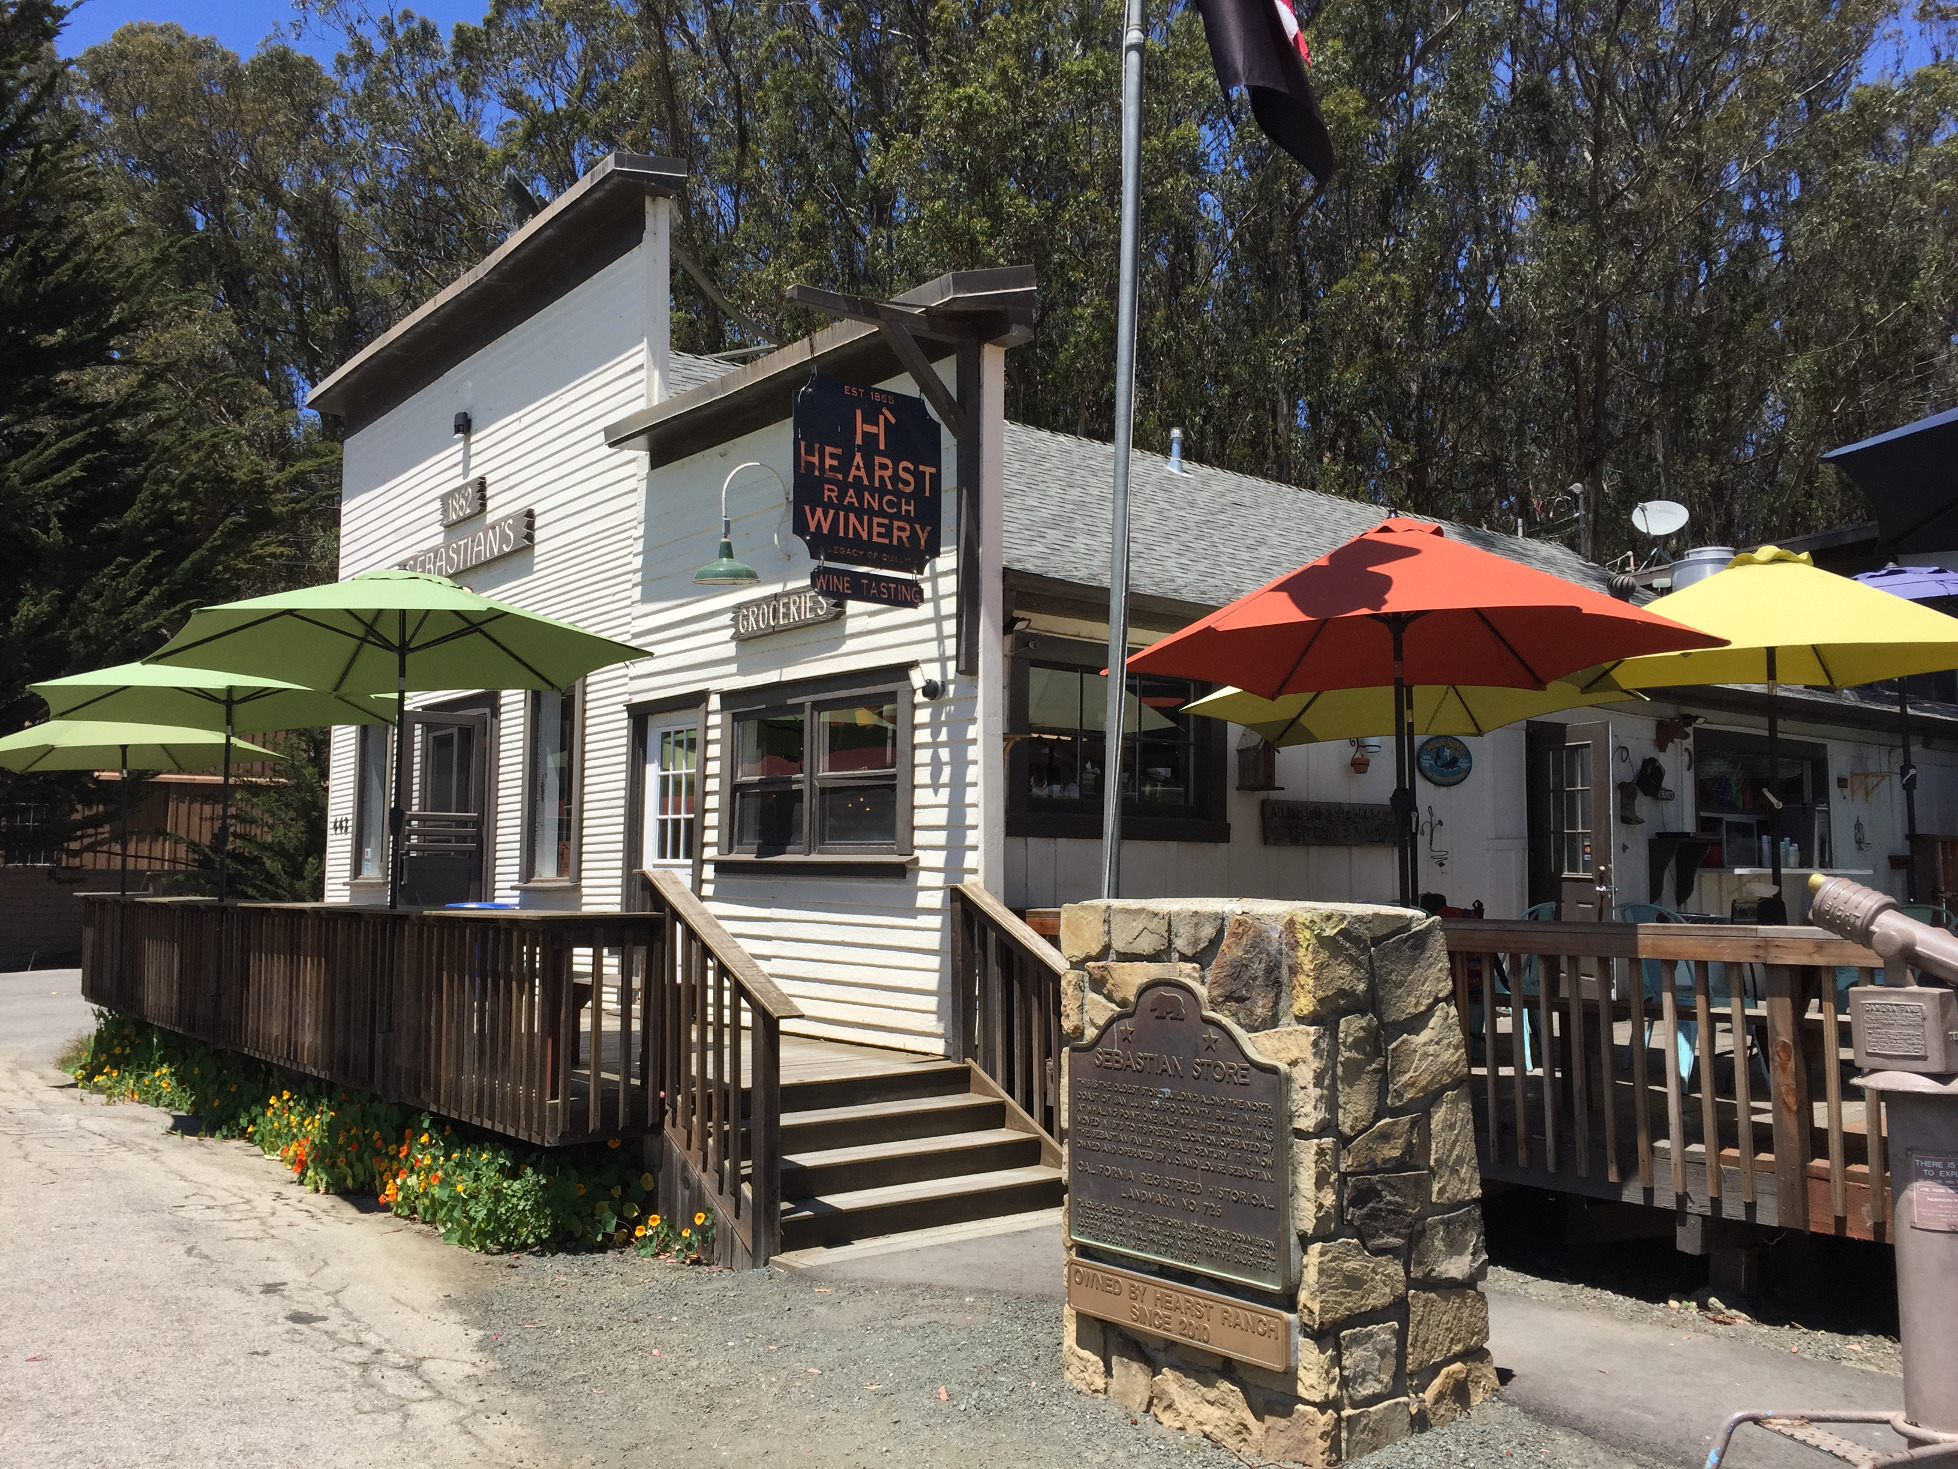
[1067,979,1291,1292]
[1066,1256,1296,1374]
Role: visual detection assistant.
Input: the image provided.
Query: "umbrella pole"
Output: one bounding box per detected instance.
[1391,619,1415,907]
[1766,649,1784,921]
[217,694,233,903]
[389,633,408,911]
[1901,682,1920,903]
[380,630,408,1101]
[119,746,129,898]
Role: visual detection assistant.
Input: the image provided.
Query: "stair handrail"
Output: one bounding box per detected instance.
[644,868,803,1020]
[641,867,800,1266]
[949,881,1065,1143]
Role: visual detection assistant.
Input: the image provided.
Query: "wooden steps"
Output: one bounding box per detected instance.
[762,1060,1062,1253]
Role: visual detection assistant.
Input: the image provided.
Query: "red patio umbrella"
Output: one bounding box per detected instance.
[1128,518,1724,903]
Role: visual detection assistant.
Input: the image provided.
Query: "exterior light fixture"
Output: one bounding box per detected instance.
[692,460,785,587]
[453,411,473,437]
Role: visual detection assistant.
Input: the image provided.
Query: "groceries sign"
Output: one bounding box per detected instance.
[792,375,941,591]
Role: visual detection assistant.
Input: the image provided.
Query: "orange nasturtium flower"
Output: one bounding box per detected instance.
[693,1212,706,1226]
[681,1228,692,1239]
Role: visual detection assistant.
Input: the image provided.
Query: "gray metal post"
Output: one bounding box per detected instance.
[1099,0,1147,902]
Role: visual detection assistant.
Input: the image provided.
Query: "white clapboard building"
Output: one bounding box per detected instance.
[311,153,1958,1054]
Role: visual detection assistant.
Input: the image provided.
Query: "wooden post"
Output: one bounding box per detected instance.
[751,1011,782,1266]
[1763,963,1813,1231]
[947,889,971,1064]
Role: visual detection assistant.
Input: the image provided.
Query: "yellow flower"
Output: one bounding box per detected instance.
[420,1133,429,1143]
[681,1228,692,1239]
[648,1214,661,1228]
[607,1138,621,1149]
[576,1184,586,1196]
[693,1212,706,1227]
[634,1225,646,1238]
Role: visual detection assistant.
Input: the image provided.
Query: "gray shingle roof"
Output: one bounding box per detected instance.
[668,351,741,395]
[1001,422,1611,608]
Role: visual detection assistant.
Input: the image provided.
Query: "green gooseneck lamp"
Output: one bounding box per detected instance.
[693,460,787,587]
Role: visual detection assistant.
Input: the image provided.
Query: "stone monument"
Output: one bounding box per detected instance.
[1059,898,1497,1465]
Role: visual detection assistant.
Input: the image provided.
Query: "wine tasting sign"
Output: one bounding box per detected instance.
[1067,980,1292,1293]
[793,374,940,602]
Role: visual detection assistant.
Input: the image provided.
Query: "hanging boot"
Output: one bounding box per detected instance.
[1617,779,1645,824]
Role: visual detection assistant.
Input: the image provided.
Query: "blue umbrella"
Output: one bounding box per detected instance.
[1854,564,1958,603]
[1853,563,1958,896]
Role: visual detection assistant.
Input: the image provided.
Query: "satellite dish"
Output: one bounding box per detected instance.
[1632,500,1690,538]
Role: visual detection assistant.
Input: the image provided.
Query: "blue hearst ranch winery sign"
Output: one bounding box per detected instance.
[793,375,941,604]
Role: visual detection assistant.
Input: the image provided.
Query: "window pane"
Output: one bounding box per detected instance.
[821,784,897,845]
[821,702,897,773]
[356,726,388,878]
[1028,667,1082,730]
[734,786,804,849]
[1027,732,1081,801]
[738,712,804,778]
[646,725,696,863]
[529,689,575,879]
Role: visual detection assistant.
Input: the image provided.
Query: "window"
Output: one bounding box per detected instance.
[525,685,580,881]
[2,802,56,867]
[1693,728,1830,868]
[353,725,390,880]
[1008,634,1227,842]
[644,722,698,865]
[723,673,911,857]
[1551,742,1592,877]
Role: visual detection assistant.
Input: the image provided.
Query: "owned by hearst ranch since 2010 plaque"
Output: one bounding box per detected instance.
[1067,980,1292,1293]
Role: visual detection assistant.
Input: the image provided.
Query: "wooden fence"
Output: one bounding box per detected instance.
[1441,918,1891,1239]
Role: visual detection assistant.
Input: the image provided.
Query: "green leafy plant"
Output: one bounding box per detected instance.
[634,1206,717,1265]
[67,1011,654,1253]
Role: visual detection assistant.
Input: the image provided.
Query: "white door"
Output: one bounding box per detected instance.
[642,720,699,870]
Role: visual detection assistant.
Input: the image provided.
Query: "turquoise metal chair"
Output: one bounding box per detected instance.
[1620,902,1731,1081]
[1484,902,1556,1070]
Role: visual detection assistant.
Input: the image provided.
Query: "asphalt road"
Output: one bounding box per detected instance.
[0,968,1909,1469]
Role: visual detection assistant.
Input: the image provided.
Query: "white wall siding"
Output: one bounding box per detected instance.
[625,375,977,1054]
[325,247,651,909]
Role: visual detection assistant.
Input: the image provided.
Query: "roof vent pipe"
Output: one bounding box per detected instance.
[1167,428,1192,476]
[1669,546,1737,592]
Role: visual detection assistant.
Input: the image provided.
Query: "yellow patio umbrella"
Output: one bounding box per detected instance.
[1581,546,1958,908]
[1185,673,1641,745]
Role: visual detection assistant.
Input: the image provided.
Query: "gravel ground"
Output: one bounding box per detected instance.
[473,1251,1665,1469]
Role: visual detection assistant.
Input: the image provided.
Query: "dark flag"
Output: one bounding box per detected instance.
[1193,0,1338,182]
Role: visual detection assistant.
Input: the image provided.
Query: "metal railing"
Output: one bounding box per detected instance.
[1442,918,1889,1237]
[949,882,1065,1143]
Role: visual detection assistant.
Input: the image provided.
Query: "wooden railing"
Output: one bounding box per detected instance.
[81,894,665,1146]
[1442,918,1891,1239]
[83,882,801,1266]
[639,868,802,1267]
[949,882,1065,1142]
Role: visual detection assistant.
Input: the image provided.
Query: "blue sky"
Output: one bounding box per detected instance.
[54,0,487,62]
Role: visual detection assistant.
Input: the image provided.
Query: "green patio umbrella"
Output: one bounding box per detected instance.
[147,568,653,908]
[0,720,281,894]
[31,663,396,902]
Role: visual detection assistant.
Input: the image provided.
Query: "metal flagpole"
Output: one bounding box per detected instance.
[1099,0,1148,902]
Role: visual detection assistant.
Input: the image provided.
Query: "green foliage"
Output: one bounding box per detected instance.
[635,1205,717,1265]
[68,1011,662,1253]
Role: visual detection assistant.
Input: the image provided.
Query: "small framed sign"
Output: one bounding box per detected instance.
[812,565,924,609]
[440,477,488,527]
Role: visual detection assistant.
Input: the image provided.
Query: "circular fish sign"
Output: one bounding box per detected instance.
[1417,735,1472,787]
